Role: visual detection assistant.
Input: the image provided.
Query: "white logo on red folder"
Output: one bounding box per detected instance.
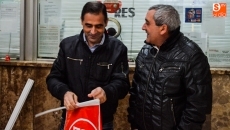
[69,118,97,130]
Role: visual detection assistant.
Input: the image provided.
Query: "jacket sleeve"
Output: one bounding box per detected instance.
[103,45,130,103]
[127,59,139,129]
[46,40,71,101]
[178,52,212,130]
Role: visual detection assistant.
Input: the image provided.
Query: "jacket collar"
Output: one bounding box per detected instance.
[78,29,109,45]
[144,26,182,51]
[160,26,182,51]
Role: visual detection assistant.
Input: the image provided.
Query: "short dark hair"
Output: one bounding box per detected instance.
[107,27,117,36]
[81,1,108,23]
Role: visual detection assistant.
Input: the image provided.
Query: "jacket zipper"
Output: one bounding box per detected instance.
[143,62,154,130]
[67,57,83,65]
[143,47,159,130]
[97,62,112,69]
[171,99,176,125]
[159,67,180,72]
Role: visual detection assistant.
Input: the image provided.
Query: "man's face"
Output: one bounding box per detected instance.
[81,12,108,45]
[187,12,194,19]
[142,10,163,46]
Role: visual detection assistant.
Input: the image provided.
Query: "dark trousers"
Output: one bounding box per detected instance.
[59,118,113,130]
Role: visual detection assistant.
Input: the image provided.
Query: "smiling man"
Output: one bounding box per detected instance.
[46,1,130,130]
[128,4,212,130]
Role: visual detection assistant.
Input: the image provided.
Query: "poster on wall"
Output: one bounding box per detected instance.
[38,0,61,58]
[40,0,61,25]
[185,8,202,23]
[208,49,230,67]
[38,25,60,58]
[0,1,20,33]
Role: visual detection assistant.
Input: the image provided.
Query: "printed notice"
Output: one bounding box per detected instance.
[185,8,202,23]
[38,25,60,58]
[208,49,230,67]
[40,0,61,25]
[0,1,20,32]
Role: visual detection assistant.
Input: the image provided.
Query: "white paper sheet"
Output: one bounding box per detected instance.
[38,25,60,57]
[0,1,19,33]
[40,0,61,25]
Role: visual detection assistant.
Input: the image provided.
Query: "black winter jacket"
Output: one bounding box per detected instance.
[128,28,212,130]
[46,30,130,124]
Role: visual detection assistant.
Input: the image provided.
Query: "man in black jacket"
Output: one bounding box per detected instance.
[46,1,130,130]
[127,4,212,130]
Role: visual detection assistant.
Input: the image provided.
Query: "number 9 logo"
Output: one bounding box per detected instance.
[213,3,220,12]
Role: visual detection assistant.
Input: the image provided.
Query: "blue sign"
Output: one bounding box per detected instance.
[185,8,202,23]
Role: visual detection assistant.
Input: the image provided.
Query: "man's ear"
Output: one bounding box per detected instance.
[160,24,168,35]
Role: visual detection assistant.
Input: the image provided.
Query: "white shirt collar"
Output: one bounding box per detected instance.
[83,33,105,47]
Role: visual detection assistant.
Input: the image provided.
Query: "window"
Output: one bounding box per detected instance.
[37,0,230,67]
[0,0,21,60]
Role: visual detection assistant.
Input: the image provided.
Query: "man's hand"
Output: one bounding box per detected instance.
[64,91,78,110]
[88,87,107,104]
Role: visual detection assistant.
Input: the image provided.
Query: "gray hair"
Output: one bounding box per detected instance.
[149,4,181,32]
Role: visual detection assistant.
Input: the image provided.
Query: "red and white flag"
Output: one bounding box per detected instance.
[64,99,102,130]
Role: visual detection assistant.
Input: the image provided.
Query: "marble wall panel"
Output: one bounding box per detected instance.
[211,74,230,130]
[114,94,131,129]
[0,66,34,129]
[0,63,61,130]
[1,62,230,130]
[33,67,61,130]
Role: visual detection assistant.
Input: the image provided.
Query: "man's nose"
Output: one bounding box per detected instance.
[142,24,146,30]
[90,27,97,34]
